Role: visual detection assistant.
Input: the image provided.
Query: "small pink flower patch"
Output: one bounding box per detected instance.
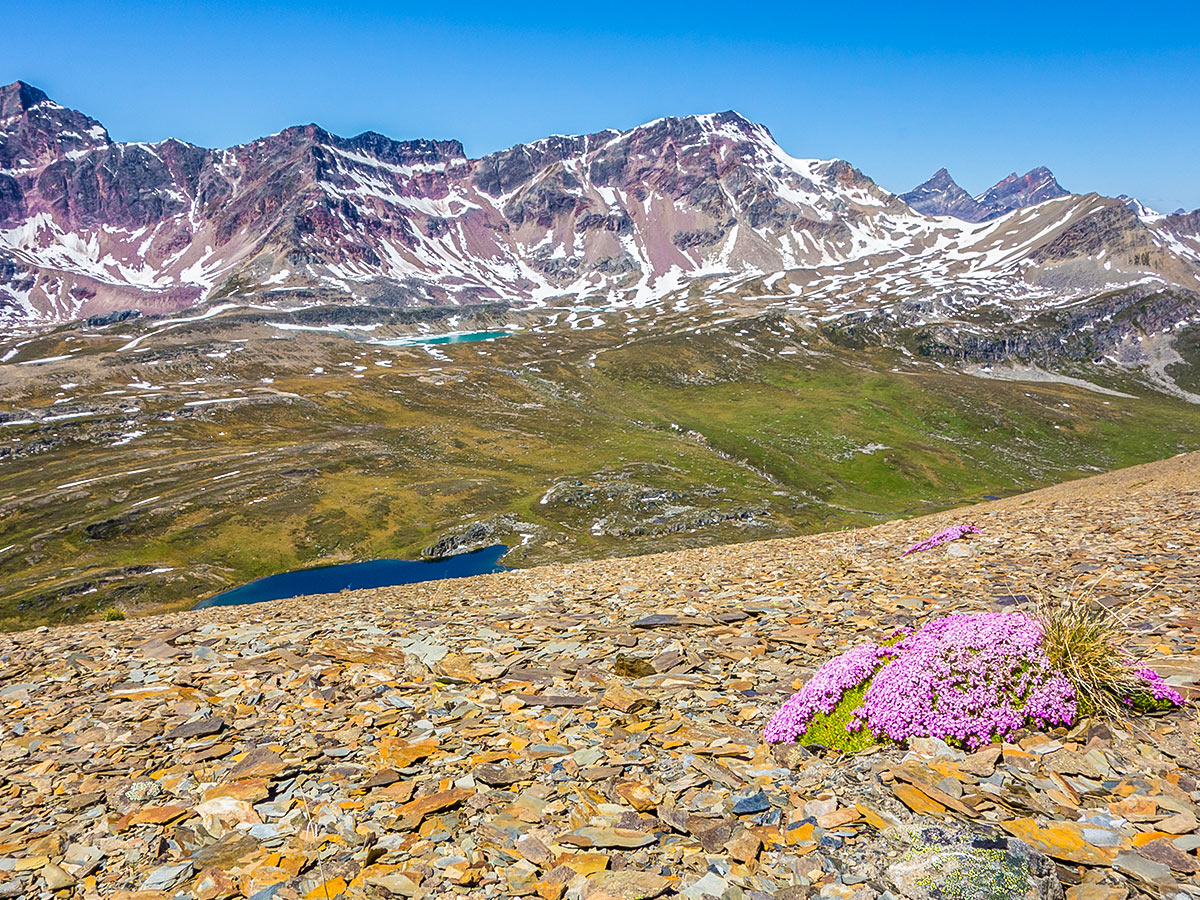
[903,524,980,556]
[854,612,1075,748]
[761,642,894,744]
[1131,665,1185,706]
[764,611,1077,750]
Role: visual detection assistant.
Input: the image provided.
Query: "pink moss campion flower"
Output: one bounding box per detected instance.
[762,642,894,744]
[902,524,980,556]
[1132,665,1185,706]
[853,612,1076,748]
[764,611,1078,750]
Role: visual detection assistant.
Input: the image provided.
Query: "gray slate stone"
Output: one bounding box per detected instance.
[888,824,1062,900]
[138,861,193,891]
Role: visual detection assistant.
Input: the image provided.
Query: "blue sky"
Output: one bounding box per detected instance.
[6,0,1199,210]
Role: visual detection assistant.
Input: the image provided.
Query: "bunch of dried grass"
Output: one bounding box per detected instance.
[1032,596,1156,720]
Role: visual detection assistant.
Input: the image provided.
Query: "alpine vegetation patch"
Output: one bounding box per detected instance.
[764,612,1075,751]
[764,608,1184,752]
[1033,596,1185,718]
[902,523,981,556]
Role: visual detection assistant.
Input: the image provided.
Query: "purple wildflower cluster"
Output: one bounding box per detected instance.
[761,642,894,744]
[854,613,1076,748]
[764,612,1077,750]
[1132,665,1186,706]
[902,523,981,556]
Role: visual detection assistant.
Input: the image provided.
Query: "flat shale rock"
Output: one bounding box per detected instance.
[1,452,1199,898]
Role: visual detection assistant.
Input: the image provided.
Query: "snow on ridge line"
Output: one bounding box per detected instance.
[4,92,1198,326]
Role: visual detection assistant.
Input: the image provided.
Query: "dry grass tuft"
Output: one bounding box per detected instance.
[1032,596,1148,721]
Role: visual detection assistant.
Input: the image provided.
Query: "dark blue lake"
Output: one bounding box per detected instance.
[194,544,509,609]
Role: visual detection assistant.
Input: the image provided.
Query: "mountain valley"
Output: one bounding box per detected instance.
[3,82,1200,627]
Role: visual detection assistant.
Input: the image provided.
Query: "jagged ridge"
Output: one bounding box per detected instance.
[901,166,1069,222]
[2,80,1199,328]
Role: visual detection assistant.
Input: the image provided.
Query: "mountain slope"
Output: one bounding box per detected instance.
[3,81,1199,329]
[0,451,1195,899]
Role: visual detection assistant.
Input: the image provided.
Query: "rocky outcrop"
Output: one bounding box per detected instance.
[910,285,1200,366]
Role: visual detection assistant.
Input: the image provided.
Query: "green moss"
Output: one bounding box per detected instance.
[795,682,882,752]
[793,633,904,752]
[1127,691,1178,713]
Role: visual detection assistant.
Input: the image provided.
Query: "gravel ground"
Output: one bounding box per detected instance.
[2,452,1199,899]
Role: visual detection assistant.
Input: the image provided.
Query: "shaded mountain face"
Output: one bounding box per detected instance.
[1,80,1198,328]
[899,168,991,221]
[902,166,1069,222]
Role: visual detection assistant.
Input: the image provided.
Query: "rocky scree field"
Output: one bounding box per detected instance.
[0,451,1198,899]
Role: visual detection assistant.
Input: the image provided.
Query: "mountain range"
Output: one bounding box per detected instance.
[3,79,1199,330]
[6,80,1200,627]
[899,166,1070,221]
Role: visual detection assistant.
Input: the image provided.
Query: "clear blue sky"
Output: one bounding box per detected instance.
[5,0,1199,211]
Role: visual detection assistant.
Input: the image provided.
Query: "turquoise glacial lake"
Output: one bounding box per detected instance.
[374,330,512,347]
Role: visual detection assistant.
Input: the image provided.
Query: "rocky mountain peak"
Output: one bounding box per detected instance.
[267,123,467,165]
[1116,194,1160,219]
[472,111,774,200]
[900,168,991,221]
[903,165,1071,222]
[0,82,110,182]
[345,132,467,166]
[0,80,51,118]
[976,166,1067,211]
[685,109,761,134]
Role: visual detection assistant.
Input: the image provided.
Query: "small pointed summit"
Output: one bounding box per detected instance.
[1116,194,1160,218]
[900,168,992,221]
[0,80,51,117]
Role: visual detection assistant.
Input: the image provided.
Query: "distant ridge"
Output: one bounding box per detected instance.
[1,80,1199,328]
[902,166,1069,221]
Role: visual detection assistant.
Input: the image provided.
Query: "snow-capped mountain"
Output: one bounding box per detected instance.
[2,80,1198,328]
[1116,194,1161,219]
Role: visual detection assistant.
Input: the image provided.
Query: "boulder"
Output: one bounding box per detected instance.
[888,824,1062,900]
